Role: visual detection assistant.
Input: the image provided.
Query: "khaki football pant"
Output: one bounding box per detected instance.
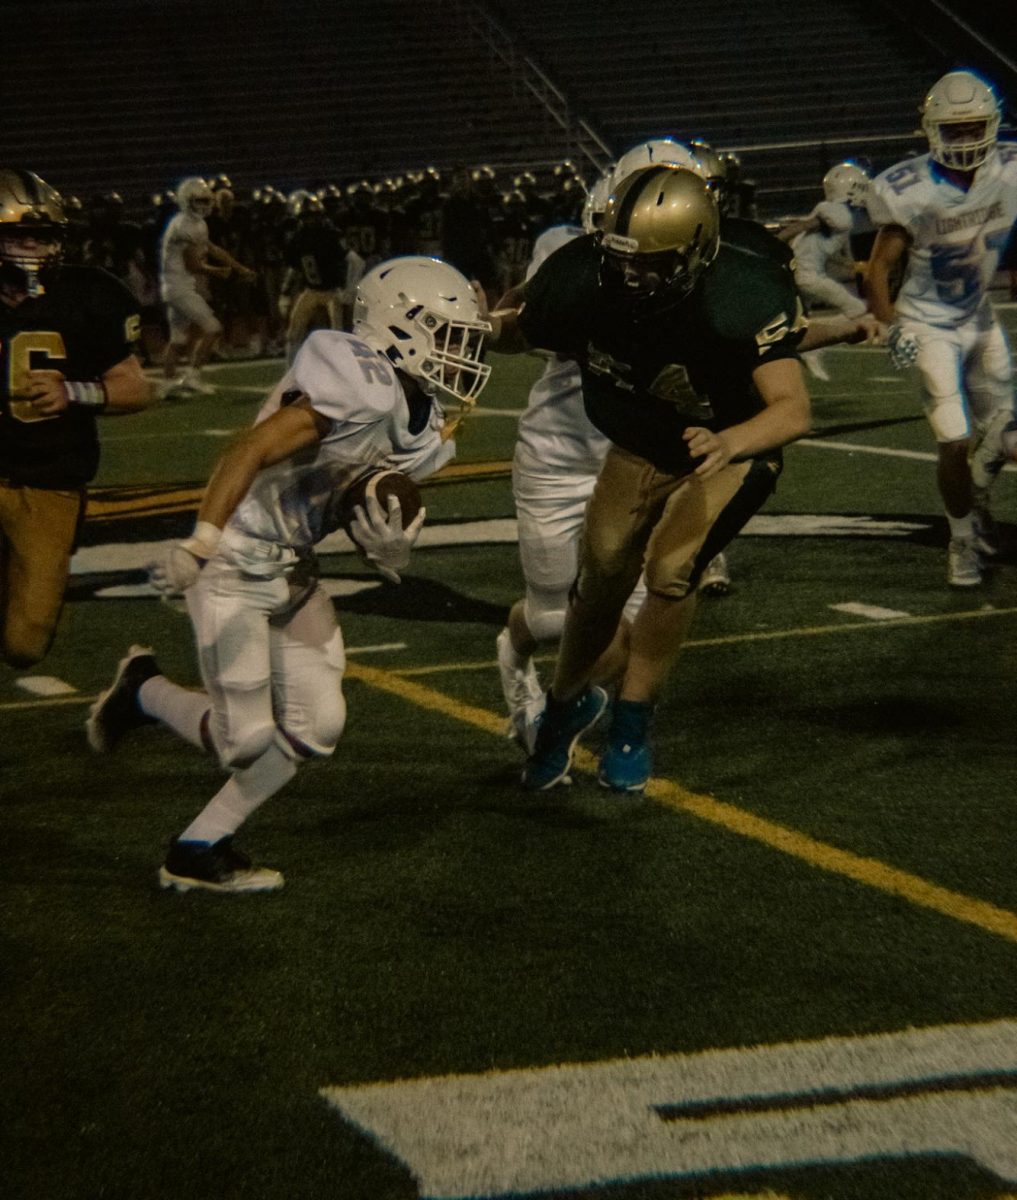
[0,482,85,666]
[555,445,779,692]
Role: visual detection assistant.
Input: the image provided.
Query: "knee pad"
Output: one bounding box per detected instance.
[278,693,347,759]
[214,719,277,771]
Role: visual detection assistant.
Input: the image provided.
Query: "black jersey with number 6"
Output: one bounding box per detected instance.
[0,265,140,488]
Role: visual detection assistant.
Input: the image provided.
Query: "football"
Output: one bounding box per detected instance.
[340,468,422,546]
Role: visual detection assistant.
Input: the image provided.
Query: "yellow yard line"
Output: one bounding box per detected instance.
[392,603,1017,677]
[346,659,1017,946]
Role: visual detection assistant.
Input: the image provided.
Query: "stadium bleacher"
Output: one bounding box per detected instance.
[11,0,1011,215]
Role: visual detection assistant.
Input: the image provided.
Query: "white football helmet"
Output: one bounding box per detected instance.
[922,70,1000,170]
[353,256,492,406]
[822,161,870,205]
[581,170,613,234]
[609,138,705,194]
[175,176,214,217]
[687,139,726,185]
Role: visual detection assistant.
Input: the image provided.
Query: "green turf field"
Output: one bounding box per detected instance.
[3,316,1017,1200]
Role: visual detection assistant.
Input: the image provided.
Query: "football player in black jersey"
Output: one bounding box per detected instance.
[0,168,151,667]
[488,164,873,794]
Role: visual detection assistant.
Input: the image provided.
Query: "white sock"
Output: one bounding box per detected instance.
[947,512,975,540]
[499,627,528,671]
[138,676,209,750]
[178,742,298,844]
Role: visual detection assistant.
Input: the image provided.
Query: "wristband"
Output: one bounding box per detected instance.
[63,381,108,410]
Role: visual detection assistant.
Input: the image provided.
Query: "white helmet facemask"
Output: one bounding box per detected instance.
[176,176,214,217]
[353,256,492,409]
[922,70,1001,170]
[581,171,613,234]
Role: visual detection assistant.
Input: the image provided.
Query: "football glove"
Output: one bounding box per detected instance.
[886,324,919,371]
[349,493,425,584]
[150,522,222,596]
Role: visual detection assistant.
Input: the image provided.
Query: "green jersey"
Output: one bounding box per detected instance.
[518,219,804,475]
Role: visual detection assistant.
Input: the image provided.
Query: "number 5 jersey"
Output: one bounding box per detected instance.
[867,142,1017,329]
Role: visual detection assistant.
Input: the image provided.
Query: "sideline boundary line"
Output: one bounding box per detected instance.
[345,659,1017,946]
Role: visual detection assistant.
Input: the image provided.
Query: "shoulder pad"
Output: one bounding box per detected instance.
[292,330,400,424]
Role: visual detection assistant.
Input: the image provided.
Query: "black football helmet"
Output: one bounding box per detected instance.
[0,168,67,296]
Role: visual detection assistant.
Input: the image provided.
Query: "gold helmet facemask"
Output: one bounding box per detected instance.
[600,165,720,309]
[0,168,67,297]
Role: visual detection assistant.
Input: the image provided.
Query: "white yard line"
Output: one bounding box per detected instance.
[829,602,913,621]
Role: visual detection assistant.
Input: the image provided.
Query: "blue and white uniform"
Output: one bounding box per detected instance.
[159,210,222,339]
[190,330,451,766]
[791,199,870,318]
[867,143,1017,441]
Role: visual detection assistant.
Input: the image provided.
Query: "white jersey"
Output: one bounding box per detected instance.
[792,199,869,279]
[516,224,609,474]
[867,143,1017,328]
[159,211,210,297]
[228,330,452,549]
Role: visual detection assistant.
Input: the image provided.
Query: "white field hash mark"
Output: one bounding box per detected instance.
[321,1018,1017,1198]
[14,675,78,696]
[830,602,912,621]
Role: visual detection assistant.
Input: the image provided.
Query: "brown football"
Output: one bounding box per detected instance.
[340,468,422,546]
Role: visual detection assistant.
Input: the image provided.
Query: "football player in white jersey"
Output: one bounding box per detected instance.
[865,70,1017,587]
[159,176,257,396]
[87,256,491,893]
[495,167,651,748]
[779,161,873,380]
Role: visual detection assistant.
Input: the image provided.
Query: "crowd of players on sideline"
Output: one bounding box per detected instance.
[56,161,619,364]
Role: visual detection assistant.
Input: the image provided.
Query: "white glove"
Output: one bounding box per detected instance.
[349,493,425,584]
[886,324,919,371]
[150,522,221,596]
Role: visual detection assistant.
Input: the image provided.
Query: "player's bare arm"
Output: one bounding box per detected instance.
[182,241,230,281]
[485,302,532,354]
[684,357,811,479]
[208,241,257,282]
[864,224,911,324]
[198,397,330,530]
[799,311,882,350]
[776,214,820,242]
[26,353,152,417]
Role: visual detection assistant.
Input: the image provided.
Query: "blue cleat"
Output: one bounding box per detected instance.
[521,686,608,791]
[598,699,654,793]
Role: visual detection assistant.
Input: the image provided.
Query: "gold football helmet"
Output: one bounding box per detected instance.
[600,165,720,305]
[0,168,67,296]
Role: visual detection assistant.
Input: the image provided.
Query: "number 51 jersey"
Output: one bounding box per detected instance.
[867,142,1017,329]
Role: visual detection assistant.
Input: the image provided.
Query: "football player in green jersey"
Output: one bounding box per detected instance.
[0,168,151,667]
[487,164,868,793]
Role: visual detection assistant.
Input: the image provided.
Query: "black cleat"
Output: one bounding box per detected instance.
[86,645,161,753]
[159,836,284,893]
